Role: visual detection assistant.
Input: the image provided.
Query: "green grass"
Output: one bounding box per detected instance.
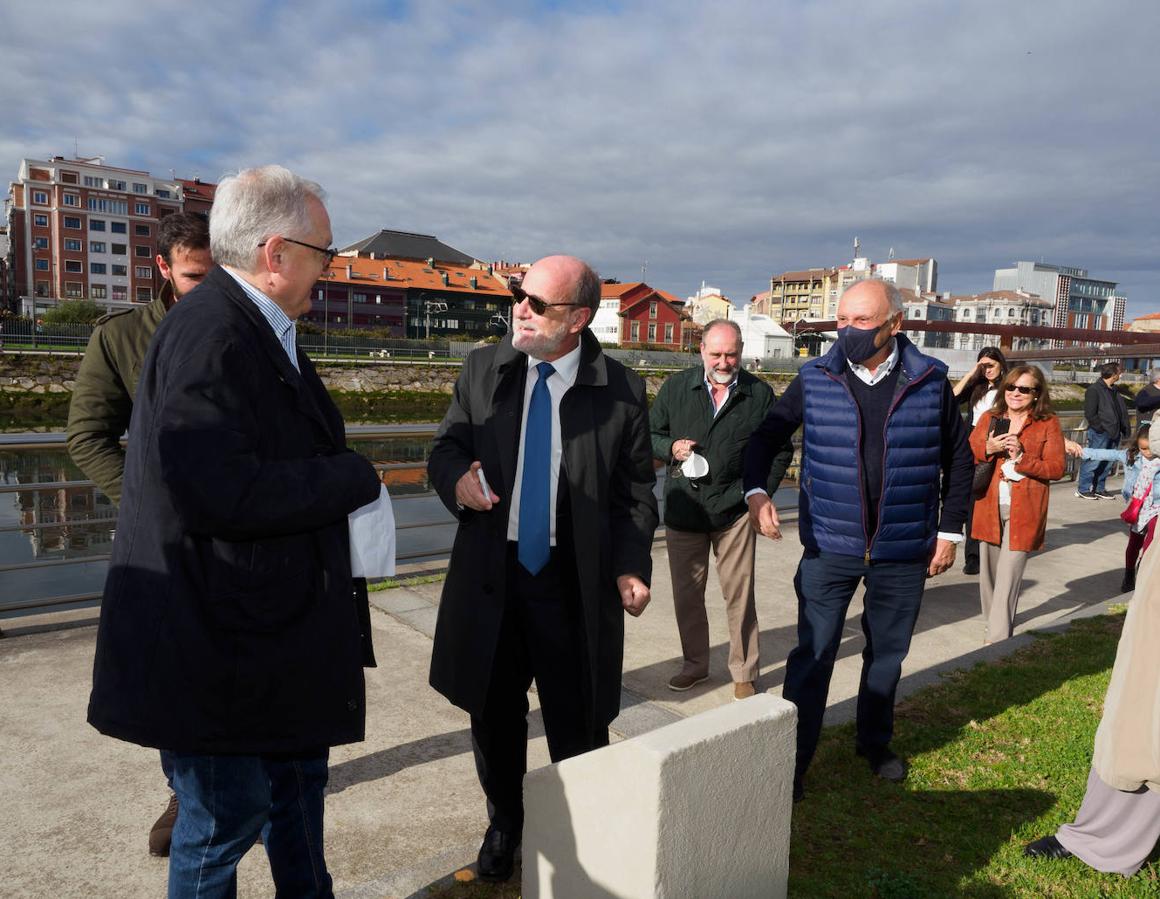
[368,572,446,591]
[422,612,1160,898]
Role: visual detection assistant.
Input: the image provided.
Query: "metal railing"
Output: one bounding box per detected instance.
[0,419,1092,620]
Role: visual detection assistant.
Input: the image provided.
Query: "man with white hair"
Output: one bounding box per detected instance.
[1134,368,1160,428]
[743,279,972,802]
[88,165,381,897]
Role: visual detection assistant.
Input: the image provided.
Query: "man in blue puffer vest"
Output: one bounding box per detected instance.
[743,279,972,802]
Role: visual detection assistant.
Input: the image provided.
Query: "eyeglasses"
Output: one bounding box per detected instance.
[509,280,581,316]
[1005,384,1037,395]
[258,236,338,267]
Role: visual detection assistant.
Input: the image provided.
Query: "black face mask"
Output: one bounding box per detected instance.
[837,323,887,365]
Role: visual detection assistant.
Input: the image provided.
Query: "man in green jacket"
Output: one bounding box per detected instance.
[65,211,211,856]
[68,212,212,505]
[650,319,793,699]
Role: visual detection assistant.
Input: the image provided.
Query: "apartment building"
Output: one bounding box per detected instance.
[993,260,1126,345]
[4,156,213,315]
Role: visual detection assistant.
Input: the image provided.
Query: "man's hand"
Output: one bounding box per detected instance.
[617,574,651,617]
[454,461,500,511]
[670,438,696,462]
[747,492,781,540]
[927,538,956,577]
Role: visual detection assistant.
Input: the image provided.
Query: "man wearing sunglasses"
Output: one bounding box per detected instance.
[743,279,972,802]
[88,165,380,897]
[428,255,659,882]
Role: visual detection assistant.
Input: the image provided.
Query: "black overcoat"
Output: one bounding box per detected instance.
[427,331,659,727]
[87,266,381,754]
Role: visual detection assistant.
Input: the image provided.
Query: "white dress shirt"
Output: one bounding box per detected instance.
[507,342,582,545]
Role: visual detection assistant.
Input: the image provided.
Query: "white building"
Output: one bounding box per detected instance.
[731,304,794,361]
[951,290,1054,352]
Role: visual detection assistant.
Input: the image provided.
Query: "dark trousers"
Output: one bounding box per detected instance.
[964,501,980,569]
[1126,519,1157,570]
[470,544,608,834]
[785,551,928,782]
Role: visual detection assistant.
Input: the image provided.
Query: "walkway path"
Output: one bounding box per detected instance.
[0,482,1130,898]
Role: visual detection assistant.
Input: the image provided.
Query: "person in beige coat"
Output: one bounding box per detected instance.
[1024,538,1160,875]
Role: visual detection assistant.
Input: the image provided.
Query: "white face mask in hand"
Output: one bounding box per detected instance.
[681,452,709,479]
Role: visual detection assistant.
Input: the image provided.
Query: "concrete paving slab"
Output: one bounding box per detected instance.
[0,477,1135,897]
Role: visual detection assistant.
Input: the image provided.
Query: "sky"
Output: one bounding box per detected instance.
[3,0,1158,316]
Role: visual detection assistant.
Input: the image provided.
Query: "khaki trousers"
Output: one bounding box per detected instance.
[979,504,1029,641]
[666,512,760,683]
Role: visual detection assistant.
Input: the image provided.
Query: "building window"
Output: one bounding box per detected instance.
[35,281,50,297]
[63,193,80,207]
[132,182,149,194]
[112,264,128,276]
[83,175,103,188]
[64,238,83,251]
[33,237,49,250]
[88,198,129,215]
[35,259,49,271]
[91,262,107,275]
[136,287,153,301]
[90,241,106,253]
[665,323,674,342]
[648,323,657,342]
[107,179,126,192]
[135,265,152,279]
[65,260,83,273]
[65,281,84,298]
[112,285,127,300]
[135,224,151,236]
[90,219,106,232]
[111,243,127,255]
[649,301,657,319]
[155,188,173,199]
[64,215,82,229]
[60,171,78,184]
[91,284,107,299]
[135,245,151,258]
[135,202,150,216]
[110,221,127,234]
[32,190,48,204]
[631,321,640,341]
[353,292,367,303]
[33,213,48,227]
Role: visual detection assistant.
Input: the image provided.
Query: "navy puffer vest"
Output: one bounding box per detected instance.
[798,335,946,561]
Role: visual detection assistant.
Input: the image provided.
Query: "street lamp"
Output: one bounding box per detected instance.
[422,294,448,340]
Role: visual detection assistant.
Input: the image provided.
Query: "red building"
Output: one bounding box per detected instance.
[616,284,694,351]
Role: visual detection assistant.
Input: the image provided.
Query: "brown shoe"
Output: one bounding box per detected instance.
[148,792,179,857]
[667,672,709,692]
[733,681,757,701]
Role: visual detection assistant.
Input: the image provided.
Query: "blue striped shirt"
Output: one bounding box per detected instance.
[222,267,300,372]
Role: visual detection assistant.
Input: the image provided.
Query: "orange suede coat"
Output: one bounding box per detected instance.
[970,412,1066,553]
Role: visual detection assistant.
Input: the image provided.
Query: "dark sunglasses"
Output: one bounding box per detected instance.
[509,279,581,316]
[1005,384,1037,395]
[258,236,338,267]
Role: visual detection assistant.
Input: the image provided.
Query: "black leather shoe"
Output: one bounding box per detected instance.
[477,825,520,882]
[962,560,980,576]
[1121,569,1136,593]
[1024,834,1072,860]
[856,744,908,782]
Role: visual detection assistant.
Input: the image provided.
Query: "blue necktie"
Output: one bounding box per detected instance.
[518,362,555,575]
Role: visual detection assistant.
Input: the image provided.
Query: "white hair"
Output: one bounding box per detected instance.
[881,280,905,316]
[209,165,326,271]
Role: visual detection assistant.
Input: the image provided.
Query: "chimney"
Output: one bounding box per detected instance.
[470,276,478,289]
[441,272,449,286]
[383,267,389,280]
[346,265,352,279]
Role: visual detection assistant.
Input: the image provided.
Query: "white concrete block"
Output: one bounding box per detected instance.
[522,692,797,899]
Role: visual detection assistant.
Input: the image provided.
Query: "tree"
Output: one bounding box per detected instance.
[40,300,104,324]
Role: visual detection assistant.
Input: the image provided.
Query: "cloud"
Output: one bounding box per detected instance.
[3,0,1157,312]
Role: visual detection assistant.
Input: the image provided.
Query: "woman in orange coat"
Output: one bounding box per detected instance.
[969,365,1066,642]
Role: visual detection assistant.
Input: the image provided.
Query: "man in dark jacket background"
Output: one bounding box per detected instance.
[66,211,211,857]
[650,319,793,699]
[1078,362,1131,499]
[1134,368,1160,428]
[87,165,381,897]
[743,279,972,802]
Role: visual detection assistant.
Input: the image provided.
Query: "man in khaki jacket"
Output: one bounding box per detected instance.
[65,211,211,855]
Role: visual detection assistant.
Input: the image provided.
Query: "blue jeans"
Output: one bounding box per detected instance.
[785,551,928,782]
[1078,428,1117,493]
[167,751,332,899]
